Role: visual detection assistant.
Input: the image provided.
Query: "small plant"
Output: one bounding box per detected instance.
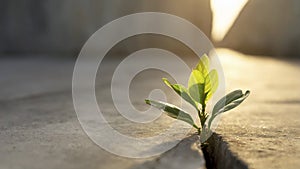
[145,54,250,138]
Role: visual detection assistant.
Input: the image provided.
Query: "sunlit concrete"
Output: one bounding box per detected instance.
[0,49,299,168]
[216,48,300,169]
[0,56,205,169]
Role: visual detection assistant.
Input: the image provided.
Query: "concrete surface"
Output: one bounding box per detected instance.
[215,49,300,169]
[0,55,205,169]
[0,48,299,169]
[132,135,205,169]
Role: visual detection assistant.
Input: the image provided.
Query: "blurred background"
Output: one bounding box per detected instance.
[1,0,300,57]
[1,1,300,169]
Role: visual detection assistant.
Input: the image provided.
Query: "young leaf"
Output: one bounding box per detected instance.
[212,90,247,115]
[188,54,212,105]
[189,83,205,105]
[188,69,205,104]
[145,99,197,128]
[204,69,219,102]
[208,90,250,128]
[162,78,198,111]
[196,54,210,77]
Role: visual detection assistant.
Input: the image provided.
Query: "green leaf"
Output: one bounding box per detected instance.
[204,69,219,102]
[212,90,245,115]
[188,54,213,105]
[162,78,198,111]
[189,69,205,85]
[188,69,205,104]
[189,83,205,105]
[208,90,250,128]
[196,54,210,77]
[145,99,196,127]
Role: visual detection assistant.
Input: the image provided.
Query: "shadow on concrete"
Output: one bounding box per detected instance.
[130,134,206,169]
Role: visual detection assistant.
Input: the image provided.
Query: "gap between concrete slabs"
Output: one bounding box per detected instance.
[202,133,248,169]
[130,133,248,169]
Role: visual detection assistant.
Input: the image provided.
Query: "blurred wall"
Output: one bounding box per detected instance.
[1,0,300,57]
[219,0,300,57]
[0,0,212,56]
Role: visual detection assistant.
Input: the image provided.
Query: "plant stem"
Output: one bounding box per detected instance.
[197,103,207,135]
[193,124,201,135]
[197,110,202,125]
[197,110,205,126]
[200,104,206,128]
[197,127,201,135]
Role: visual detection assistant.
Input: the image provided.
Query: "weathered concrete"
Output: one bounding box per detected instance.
[202,133,248,169]
[0,49,299,169]
[0,56,206,169]
[132,135,205,169]
[214,49,300,169]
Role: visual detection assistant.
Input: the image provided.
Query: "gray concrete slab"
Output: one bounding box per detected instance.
[215,49,300,169]
[0,56,205,169]
[1,49,299,169]
[0,58,73,101]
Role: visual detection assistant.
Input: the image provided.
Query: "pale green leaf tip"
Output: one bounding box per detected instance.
[196,53,210,72]
[162,78,172,87]
[200,54,209,62]
[201,53,209,58]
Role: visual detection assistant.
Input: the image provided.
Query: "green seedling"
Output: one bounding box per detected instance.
[145,54,250,138]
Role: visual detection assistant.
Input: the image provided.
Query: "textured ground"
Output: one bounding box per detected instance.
[0,56,205,169]
[0,49,299,169]
[215,49,300,169]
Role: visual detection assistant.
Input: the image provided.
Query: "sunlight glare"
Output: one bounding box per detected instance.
[211,0,248,42]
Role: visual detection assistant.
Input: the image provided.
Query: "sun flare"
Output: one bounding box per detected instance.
[211,0,249,42]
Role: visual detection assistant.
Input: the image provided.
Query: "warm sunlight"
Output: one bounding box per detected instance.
[211,0,248,42]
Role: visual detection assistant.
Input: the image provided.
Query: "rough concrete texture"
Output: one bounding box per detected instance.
[132,135,205,169]
[220,0,300,57]
[0,56,205,169]
[214,49,300,169]
[202,133,248,169]
[0,58,139,169]
[0,48,299,169]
